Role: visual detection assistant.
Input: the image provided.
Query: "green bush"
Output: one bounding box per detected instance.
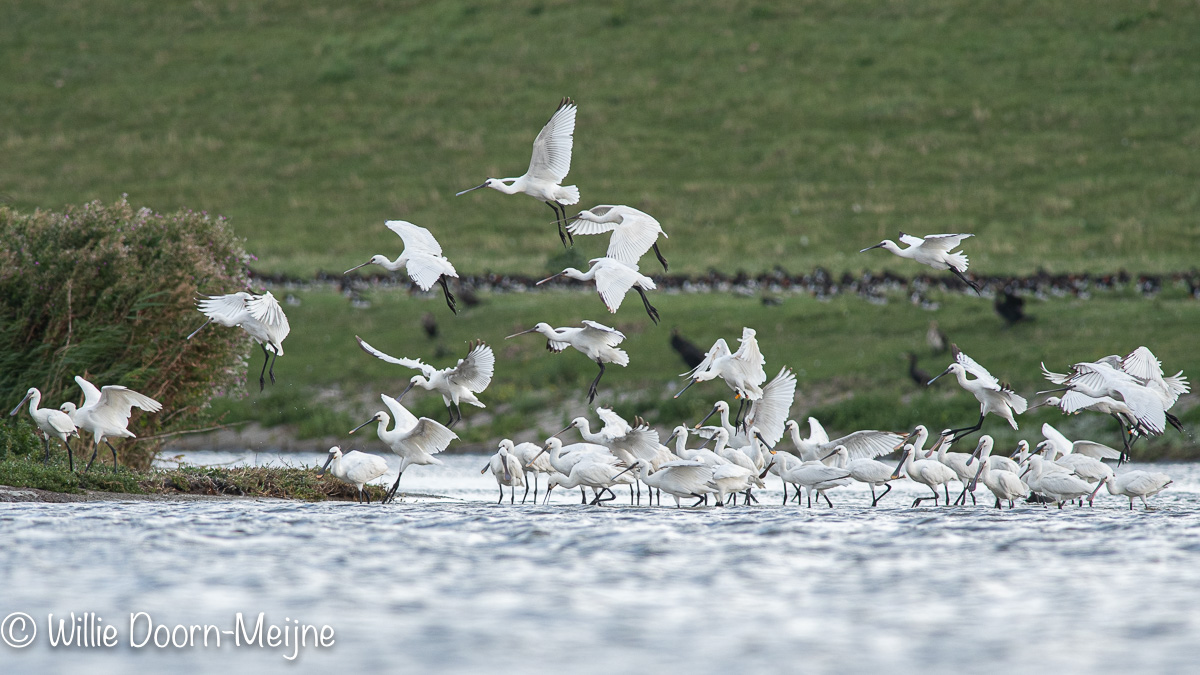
[0,197,252,469]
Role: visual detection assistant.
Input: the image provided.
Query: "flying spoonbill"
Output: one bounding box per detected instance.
[506,321,628,403]
[566,205,669,271]
[188,291,290,391]
[60,376,162,473]
[859,232,979,292]
[537,257,659,324]
[676,328,767,426]
[350,394,457,503]
[344,220,460,314]
[457,97,579,247]
[695,367,796,448]
[318,446,388,503]
[356,336,494,427]
[929,345,1027,442]
[9,387,79,469]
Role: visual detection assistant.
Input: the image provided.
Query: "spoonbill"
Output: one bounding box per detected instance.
[775,453,852,508]
[188,291,290,391]
[557,408,661,467]
[1089,471,1172,510]
[859,232,979,292]
[500,439,552,503]
[675,328,767,426]
[1030,387,1139,460]
[506,321,628,403]
[60,376,162,473]
[783,418,905,464]
[707,462,765,506]
[965,436,1030,509]
[318,446,388,503]
[10,388,79,469]
[566,205,669,271]
[1021,455,1095,508]
[822,445,901,507]
[537,257,659,324]
[355,336,495,427]
[695,367,796,448]
[626,458,714,508]
[456,97,579,247]
[1038,422,1119,485]
[527,437,619,504]
[344,220,460,314]
[349,394,458,503]
[891,442,958,507]
[544,453,631,506]
[482,442,525,504]
[929,345,1027,442]
[1040,360,1171,438]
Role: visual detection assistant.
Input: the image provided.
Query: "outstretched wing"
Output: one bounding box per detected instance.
[952,344,1000,390]
[595,407,633,435]
[527,97,576,184]
[822,430,905,460]
[356,336,435,377]
[683,338,731,378]
[567,205,620,235]
[1121,346,1163,383]
[381,394,420,431]
[448,342,495,393]
[385,220,443,257]
[196,292,252,326]
[1041,362,1071,385]
[246,292,290,334]
[745,368,796,446]
[1071,441,1122,460]
[406,418,458,455]
[74,375,103,408]
[592,259,641,312]
[404,254,456,291]
[94,385,162,430]
[916,233,973,252]
[579,320,626,347]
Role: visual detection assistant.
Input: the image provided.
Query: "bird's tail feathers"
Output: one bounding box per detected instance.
[556,185,580,206]
[944,251,969,272]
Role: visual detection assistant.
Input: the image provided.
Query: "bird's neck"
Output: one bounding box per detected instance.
[379,255,406,271]
[492,179,522,195]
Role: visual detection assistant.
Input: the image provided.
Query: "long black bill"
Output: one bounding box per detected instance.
[455,183,488,196]
[349,418,375,435]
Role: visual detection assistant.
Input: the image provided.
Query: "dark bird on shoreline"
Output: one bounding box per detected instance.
[670,328,707,370]
[421,312,438,340]
[907,352,933,388]
[994,287,1031,326]
[927,320,948,355]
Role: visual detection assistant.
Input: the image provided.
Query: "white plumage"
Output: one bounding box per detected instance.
[860,232,978,291]
[9,387,80,469]
[349,394,457,503]
[318,446,388,503]
[189,291,291,390]
[507,321,629,403]
[356,336,494,427]
[344,220,460,313]
[930,344,1028,441]
[61,375,162,473]
[537,257,659,323]
[566,205,669,271]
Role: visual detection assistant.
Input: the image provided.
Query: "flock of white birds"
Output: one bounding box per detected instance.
[8,98,1187,511]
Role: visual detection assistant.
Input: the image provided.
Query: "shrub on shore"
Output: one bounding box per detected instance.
[0,197,252,468]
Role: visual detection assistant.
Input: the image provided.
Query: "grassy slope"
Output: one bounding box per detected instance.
[3,1,1199,276]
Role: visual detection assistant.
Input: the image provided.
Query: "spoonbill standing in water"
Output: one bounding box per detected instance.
[350,394,458,503]
[60,376,162,473]
[506,321,629,403]
[482,442,525,504]
[566,205,669,271]
[9,387,79,469]
[1090,470,1172,510]
[318,446,388,504]
[675,328,767,427]
[537,257,659,324]
[355,336,494,427]
[929,344,1027,443]
[188,291,290,391]
[344,220,460,314]
[456,97,579,247]
[860,232,979,292]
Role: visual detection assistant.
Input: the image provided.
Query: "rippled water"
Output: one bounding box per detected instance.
[3,453,1200,674]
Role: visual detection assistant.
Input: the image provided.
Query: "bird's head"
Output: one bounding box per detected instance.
[59,402,77,415]
[455,178,509,196]
[891,444,915,480]
[349,412,386,434]
[398,376,427,403]
[859,240,898,254]
[1028,396,1061,411]
[694,401,728,428]
[927,363,962,385]
[9,388,38,416]
[344,255,389,274]
[317,446,343,477]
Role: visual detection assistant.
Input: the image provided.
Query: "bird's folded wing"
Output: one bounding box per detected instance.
[1071,440,1122,460]
[386,220,443,256]
[356,336,434,376]
[47,411,77,435]
[449,343,495,393]
[527,98,576,183]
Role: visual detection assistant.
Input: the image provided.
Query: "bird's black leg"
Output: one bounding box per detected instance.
[437,276,458,314]
[949,266,981,294]
[588,360,606,403]
[522,473,530,504]
[943,483,950,505]
[258,344,270,391]
[85,444,100,473]
[43,436,51,464]
[268,348,278,385]
[385,471,404,504]
[106,440,120,472]
[1113,414,1132,465]
[580,487,587,505]
[634,286,660,324]
[497,483,504,504]
[691,495,706,507]
[652,242,669,272]
[548,202,571,248]
[822,492,834,508]
[874,483,893,507]
[510,485,515,504]
[869,484,878,507]
[533,473,539,503]
[65,439,74,473]
[948,413,985,443]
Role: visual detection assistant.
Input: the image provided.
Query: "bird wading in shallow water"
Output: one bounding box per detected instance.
[457,97,580,247]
